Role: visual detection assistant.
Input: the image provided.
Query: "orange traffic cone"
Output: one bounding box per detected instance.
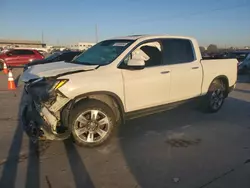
[3,62,8,74]
[8,69,16,90]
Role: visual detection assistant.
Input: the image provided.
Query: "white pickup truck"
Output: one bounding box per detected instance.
[21,35,238,147]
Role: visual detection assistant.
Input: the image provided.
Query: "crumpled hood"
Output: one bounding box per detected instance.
[20,61,98,82]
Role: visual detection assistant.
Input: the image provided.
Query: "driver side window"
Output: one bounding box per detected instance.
[123,41,163,68]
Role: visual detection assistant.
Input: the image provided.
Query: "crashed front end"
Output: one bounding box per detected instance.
[21,77,73,142]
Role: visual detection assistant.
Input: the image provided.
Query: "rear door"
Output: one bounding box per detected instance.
[162,39,203,102]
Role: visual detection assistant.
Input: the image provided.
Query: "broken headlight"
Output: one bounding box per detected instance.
[27,78,68,103]
[47,78,68,92]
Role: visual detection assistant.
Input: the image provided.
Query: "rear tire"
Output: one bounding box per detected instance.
[201,79,226,113]
[70,99,116,147]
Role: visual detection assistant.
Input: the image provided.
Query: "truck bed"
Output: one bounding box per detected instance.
[200,58,238,94]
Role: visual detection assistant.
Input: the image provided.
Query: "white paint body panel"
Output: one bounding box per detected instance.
[21,61,98,82]
[58,65,125,107]
[200,59,237,94]
[167,60,203,103]
[121,66,171,112]
[21,35,238,113]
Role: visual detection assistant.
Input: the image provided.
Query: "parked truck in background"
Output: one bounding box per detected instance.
[20,35,238,147]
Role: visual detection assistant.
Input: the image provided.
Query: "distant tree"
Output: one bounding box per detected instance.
[207,44,218,53]
[199,46,206,53]
[228,46,237,50]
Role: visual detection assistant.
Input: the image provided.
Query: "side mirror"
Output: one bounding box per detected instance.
[127,59,145,69]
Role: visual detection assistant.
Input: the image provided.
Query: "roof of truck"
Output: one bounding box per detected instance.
[110,35,150,40]
[110,34,195,41]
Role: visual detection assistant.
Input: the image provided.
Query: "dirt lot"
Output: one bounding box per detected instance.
[0,68,249,188]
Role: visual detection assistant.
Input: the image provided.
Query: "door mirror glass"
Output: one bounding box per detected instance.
[127,58,145,67]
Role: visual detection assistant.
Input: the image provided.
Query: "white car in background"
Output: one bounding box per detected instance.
[21,35,238,147]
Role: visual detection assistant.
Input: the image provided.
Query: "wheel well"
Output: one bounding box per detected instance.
[213,76,229,96]
[73,93,124,124]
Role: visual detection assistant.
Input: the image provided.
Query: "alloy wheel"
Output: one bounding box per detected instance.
[210,88,224,110]
[73,109,110,143]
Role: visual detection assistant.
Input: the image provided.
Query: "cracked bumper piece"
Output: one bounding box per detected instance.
[21,92,71,142]
[21,103,58,141]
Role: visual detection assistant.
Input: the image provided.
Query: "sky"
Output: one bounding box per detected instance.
[0,0,249,47]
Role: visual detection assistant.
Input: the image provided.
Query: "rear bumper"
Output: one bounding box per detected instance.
[21,103,55,141]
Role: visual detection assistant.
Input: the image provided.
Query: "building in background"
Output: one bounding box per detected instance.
[70,42,95,51]
[0,39,46,49]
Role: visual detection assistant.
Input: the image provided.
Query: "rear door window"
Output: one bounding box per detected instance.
[8,50,20,56]
[10,50,35,56]
[18,50,35,55]
[162,39,196,65]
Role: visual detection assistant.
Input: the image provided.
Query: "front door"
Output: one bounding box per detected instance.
[121,41,171,112]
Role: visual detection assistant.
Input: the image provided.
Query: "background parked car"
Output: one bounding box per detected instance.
[0,49,44,69]
[23,51,82,71]
[38,50,48,56]
[227,51,250,62]
[238,53,250,74]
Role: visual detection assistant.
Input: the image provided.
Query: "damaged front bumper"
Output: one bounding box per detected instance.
[21,80,73,142]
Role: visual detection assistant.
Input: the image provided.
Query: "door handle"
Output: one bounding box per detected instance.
[192,67,199,69]
[161,71,170,74]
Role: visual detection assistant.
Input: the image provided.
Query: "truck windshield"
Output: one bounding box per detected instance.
[71,39,133,65]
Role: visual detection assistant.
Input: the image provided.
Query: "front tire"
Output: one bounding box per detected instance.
[201,79,226,113]
[70,99,116,147]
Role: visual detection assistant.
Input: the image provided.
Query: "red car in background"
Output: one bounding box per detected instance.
[0,49,44,69]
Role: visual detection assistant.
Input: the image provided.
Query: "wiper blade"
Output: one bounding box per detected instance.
[70,60,79,64]
[70,61,97,65]
[95,65,101,69]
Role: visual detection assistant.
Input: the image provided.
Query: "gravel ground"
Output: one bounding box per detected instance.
[0,69,249,188]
